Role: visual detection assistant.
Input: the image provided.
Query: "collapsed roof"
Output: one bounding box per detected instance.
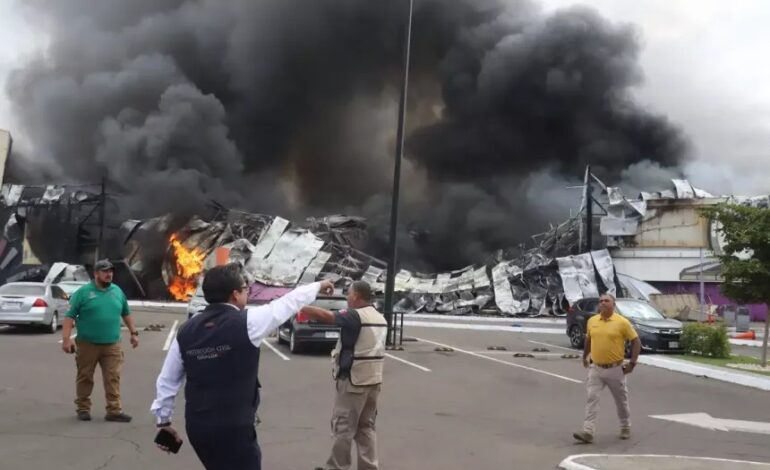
[130,208,629,316]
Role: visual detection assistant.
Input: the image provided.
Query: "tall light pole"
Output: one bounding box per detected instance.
[383,0,415,345]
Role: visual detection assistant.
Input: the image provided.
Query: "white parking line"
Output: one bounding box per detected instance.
[384,353,431,372]
[559,454,770,470]
[263,339,291,361]
[416,337,582,384]
[162,320,179,351]
[528,340,575,352]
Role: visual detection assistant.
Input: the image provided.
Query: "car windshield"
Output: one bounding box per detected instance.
[616,300,665,321]
[58,283,86,294]
[313,298,348,311]
[0,284,46,296]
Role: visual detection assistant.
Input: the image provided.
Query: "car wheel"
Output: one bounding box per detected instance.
[289,330,302,354]
[569,325,584,349]
[277,328,289,345]
[47,312,59,334]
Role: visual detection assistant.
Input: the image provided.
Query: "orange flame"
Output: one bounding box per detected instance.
[168,234,205,301]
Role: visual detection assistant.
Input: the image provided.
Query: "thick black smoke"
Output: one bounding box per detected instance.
[6,0,689,270]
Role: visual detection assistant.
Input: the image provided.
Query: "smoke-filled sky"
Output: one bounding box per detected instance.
[1,0,769,270]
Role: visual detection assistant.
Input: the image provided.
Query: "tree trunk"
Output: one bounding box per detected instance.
[762,303,770,367]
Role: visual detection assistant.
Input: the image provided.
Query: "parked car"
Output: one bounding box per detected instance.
[0,282,70,333]
[277,296,346,354]
[57,281,89,297]
[566,297,683,353]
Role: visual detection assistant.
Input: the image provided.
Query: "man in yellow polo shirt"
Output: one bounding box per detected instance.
[573,293,641,444]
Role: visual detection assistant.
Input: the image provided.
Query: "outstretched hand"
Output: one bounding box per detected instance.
[318,280,335,296]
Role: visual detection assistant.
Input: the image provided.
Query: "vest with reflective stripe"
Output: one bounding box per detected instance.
[332,306,387,386]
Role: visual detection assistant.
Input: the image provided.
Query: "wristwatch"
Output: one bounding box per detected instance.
[157,421,172,428]
[130,331,139,336]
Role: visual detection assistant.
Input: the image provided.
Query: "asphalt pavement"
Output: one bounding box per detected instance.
[1,310,769,469]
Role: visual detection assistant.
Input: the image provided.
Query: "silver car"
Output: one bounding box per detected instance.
[0,282,70,333]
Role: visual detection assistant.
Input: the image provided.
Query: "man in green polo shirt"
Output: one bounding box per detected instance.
[61,259,139,422]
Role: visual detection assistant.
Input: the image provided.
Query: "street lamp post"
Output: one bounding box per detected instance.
[383,0,415,346]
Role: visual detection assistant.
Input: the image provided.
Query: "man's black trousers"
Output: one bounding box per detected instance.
[186,423,261,470]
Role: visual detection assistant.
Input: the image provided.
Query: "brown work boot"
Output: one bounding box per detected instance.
[105,412,133,423]
[619,427,631,440]
[573,431,594,443]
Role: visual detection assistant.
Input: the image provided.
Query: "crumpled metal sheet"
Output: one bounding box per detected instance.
[44,262,90,284]
[556,257,582,305]
[473,266,490,288]
[492,262,528,315]
[590,249,617,296]
[672,179,695,199]
[693,187,714,198]
[3,214,22,242]
[252,216,290,259]
[249,230,324,286]
[556,253,599,304]
[574,252,600,299]
[42,185,66,203]
[1,185,24,206]
[300,250,331,284]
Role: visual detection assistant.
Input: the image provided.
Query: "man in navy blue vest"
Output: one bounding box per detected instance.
[150,263,333,470]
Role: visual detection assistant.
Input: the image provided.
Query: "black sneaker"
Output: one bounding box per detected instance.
[105,412,132,423]
[77,411,91,421]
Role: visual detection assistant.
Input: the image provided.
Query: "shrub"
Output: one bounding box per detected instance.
[681,323,731,358]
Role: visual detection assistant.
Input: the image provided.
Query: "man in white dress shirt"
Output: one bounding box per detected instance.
[150,263,333,470]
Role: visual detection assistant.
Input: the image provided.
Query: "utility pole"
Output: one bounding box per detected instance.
[383,0,415,346]
[699,247,705,317]
[583,165,593,253]
[96,177,106,261]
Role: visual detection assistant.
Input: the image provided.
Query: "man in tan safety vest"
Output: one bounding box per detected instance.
[300,280,387,470]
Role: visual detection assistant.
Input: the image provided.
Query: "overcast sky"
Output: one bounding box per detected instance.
[1,0,769,194]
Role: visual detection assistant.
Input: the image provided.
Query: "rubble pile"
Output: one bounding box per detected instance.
[134,209,621,317]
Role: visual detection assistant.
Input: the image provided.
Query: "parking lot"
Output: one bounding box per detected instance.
[1,310,769,469]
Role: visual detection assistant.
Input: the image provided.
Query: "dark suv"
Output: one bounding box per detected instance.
[566,297,684,353]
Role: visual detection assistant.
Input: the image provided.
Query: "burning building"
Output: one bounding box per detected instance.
[122,204,630,318]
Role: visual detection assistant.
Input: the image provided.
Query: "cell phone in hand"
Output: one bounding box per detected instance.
[154,428,183,454]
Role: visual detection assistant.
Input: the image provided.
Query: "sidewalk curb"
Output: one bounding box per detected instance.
[128,300,186,309]
[403,320,564,335]
[407,313,567,325]
[559,454,770,470]
[730,338,766,348]
[639,356,770,391]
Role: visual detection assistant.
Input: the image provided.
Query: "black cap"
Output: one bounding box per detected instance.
[94,259,114,272]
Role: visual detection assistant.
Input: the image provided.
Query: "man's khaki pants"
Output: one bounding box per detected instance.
[582,364,630,434]
[74,340,123,414]
[325,379,381,470]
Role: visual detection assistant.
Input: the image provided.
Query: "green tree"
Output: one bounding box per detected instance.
[703,204,770,366]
